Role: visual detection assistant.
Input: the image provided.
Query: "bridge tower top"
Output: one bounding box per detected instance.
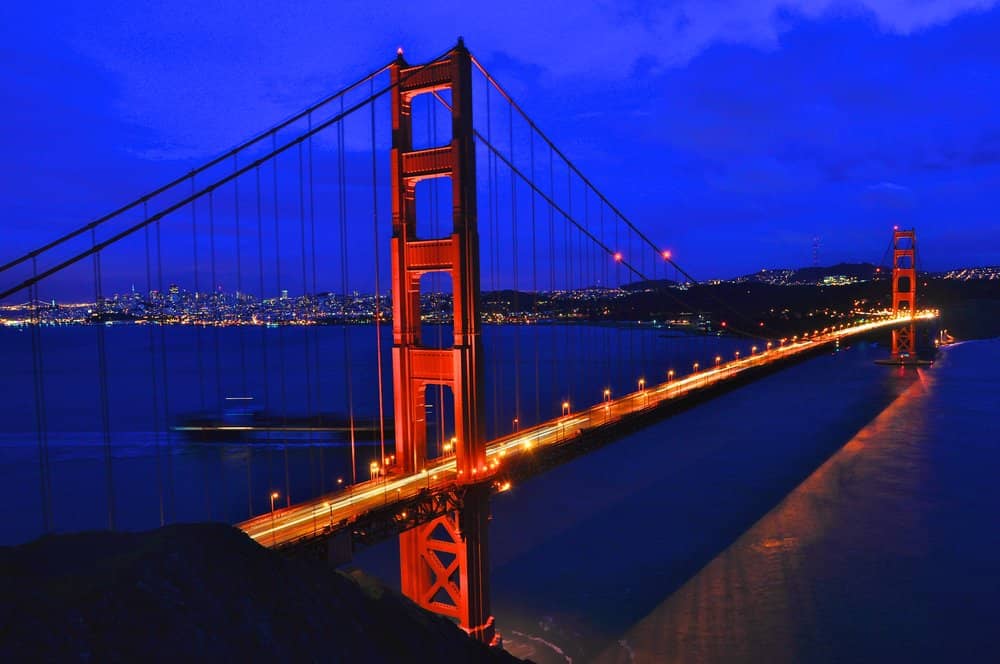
[389,40,484,480]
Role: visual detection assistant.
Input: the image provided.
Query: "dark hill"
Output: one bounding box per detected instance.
[0,524,523,663]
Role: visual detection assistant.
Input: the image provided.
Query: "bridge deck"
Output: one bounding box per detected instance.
[238,314,934,549]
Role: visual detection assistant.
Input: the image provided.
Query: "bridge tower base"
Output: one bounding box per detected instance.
[399,486,495,644]
[389,41,495,644]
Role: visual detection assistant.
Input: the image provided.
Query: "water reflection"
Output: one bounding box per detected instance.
[595,369,933,662]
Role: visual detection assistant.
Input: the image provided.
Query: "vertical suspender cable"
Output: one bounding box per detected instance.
[273,133,291,507]
[156,194,173,521]
[30,259,51,533]
[509,100,520,432]
[144,204,164,526]
[601,203,610,389]
[192,178,206,410]
[298,140,316,496]
[234,155,253,518]
[235,155,248,394]
[486,82,499,439]
[564,166,572,404]
[256,165,273,502]
[338,98,357,486]
[308,113,325,494]
[615,212,622,395]
[92,228,115,530]
[547,145,556,415]
[371,81,387,472]
[530,129,540,424]
[209,190,223,520]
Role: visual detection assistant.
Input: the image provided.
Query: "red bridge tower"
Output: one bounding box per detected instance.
[890,228,917,360]
[389,41,495,644]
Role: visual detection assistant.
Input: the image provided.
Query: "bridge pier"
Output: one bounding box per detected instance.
[399,485,494,644]
[390,40,495,643]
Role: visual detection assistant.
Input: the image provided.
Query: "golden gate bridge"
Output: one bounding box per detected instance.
[0,39,933,645]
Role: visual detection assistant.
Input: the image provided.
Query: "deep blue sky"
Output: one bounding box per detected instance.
[2,0,999,291]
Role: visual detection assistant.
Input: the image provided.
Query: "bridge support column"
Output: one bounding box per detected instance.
[890,229,917,360]
[390,40,494,644]
[399,485,494,643]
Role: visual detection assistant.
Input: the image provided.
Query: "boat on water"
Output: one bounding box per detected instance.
[173,397,391,443]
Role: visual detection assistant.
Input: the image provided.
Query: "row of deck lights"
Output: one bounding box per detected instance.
[266,321,874,538]
[266,319,876,538]
[570,320,874,435]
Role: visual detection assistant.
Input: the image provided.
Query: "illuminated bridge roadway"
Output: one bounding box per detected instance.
[239,312,936,551]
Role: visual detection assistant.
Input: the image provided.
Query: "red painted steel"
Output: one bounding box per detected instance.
[390,40,495,645]
[890,228,917,359]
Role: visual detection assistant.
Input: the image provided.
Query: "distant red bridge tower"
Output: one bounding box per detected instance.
[890,228,917,360]
[389,40,495,644]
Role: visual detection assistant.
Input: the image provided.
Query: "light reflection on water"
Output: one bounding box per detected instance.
[486,339,998,663]
[593,372,931,663]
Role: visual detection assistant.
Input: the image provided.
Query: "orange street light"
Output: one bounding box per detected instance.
[667,369,675,382]
[562,401,571,416]
[715,355,722,367]
[693,362,700,372]
[638,378,645,391]
[269,491,280,546]
[603,388,611,402]
[513,417,519,433]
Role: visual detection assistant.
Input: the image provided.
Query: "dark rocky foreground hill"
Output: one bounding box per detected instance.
[0,524,523,663]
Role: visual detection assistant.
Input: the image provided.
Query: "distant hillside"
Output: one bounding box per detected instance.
[0,524,522,663]
[739,262,880,284]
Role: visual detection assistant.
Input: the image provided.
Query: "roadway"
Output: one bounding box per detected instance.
[238,312,935,548]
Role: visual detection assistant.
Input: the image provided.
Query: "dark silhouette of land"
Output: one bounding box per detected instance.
[1,524,522,663]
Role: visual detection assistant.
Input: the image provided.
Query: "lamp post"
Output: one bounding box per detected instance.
[638,378,646,407]
[562,401,570,416]
[667,369,674,383]
[269,491,279,547]
[513,417,519,433]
